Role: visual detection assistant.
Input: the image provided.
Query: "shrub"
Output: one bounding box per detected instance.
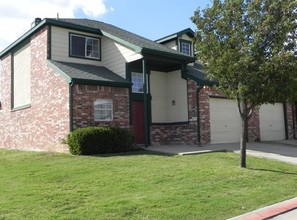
[67,126,135,155]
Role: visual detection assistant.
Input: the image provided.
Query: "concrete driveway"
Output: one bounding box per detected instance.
[147,140,297,165]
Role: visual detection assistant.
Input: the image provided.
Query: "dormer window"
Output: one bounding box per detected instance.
[180,39,192,56]
[70,33,101,60]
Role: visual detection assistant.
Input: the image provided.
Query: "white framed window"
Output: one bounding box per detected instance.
[132,72,144,93]
[181,42,191,55]
[70,33,101,60]
[94,99,113,121]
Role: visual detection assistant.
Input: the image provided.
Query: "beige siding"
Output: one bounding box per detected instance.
[51,26,104,65]
[150,71,168,122]
[162,40,177,50]
[167,70,188,122]
[51,26,142,78]
[181,34,193,42]
[13,43,31,108]
[150,70,188,123]
[102,41,142,78]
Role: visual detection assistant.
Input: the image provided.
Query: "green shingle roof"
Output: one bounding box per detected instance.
[0,18,196,63]
[185,63,215,86]
[47,60,131,87]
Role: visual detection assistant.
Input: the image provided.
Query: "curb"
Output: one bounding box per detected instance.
[228,197,297,220]
[178,149,227,156]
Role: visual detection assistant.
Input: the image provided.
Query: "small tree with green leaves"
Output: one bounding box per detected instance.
[192,0,297,167]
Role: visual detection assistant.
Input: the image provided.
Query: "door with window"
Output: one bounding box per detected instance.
[131,72,145,144]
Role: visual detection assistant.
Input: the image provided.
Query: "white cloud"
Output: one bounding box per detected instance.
[0,0,110,52]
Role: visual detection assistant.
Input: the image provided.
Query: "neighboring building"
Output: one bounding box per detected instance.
[0,18,294,152]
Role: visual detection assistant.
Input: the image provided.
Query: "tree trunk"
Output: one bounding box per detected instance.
[240,102,249,168]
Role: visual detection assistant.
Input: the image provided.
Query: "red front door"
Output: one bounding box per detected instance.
[132,101,144,144]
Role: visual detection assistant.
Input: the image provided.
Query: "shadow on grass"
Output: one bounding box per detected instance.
[247,167,297,175]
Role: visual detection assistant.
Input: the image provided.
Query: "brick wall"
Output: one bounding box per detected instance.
[0,26,70,152]
[72,84,130,129]
[286,103,295,139]
[248,109,260,141]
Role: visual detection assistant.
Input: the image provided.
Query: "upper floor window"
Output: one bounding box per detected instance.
[70,33,101,60]
[180,40,192,56]
[132,72,144,93]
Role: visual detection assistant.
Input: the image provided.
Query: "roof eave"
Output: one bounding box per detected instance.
[46,18,103,35]
[0,19,48,59]
[155,34,178,44]
[155,28,195,44]
[182,71,214,86]
[141,48,196,63]
[71,78,132,87]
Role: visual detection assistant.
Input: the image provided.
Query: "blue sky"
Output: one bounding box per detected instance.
[0,0,212,52]
[95,0,212,41]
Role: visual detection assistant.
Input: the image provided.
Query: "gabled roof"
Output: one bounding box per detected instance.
[0,18,195,63]
[58,19,194,61]
[47,60,131,87]
[155,28,195,44]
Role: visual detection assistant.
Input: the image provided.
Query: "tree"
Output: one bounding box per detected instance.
[192,0,297,167]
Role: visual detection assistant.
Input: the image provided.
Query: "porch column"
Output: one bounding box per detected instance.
[143,58,149,147]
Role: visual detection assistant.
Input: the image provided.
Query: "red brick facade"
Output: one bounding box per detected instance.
[0,27,70,152]
[72,84,130,129]
[0,26,132,152]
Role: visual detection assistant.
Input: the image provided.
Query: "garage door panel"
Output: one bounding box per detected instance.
[259,103,285,141]
[209,98,241,143]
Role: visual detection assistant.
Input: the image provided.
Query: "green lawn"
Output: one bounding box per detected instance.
[1,149,297,220]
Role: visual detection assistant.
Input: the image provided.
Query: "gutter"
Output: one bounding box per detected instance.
[69,82,74,132]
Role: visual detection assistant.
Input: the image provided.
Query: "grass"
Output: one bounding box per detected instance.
[0,149,297,220]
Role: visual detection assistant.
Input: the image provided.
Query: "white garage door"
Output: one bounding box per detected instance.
[209,98,241,143]
[259,103,285,141]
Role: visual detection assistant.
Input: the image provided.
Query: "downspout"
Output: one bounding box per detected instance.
[69,82,74,132]
[143,58,149,148]
[196,85,203,144]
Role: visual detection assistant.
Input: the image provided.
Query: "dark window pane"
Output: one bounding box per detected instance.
[71,35,85,57]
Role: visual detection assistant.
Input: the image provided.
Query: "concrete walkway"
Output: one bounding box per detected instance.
[146,140,297,219]
[147,140,297,165]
